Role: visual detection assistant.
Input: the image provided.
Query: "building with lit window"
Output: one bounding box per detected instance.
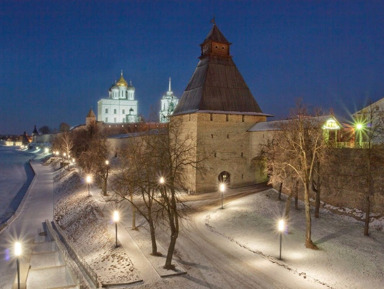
[97,72,139,123]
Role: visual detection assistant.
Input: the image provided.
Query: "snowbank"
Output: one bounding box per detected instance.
[54,169,141,285]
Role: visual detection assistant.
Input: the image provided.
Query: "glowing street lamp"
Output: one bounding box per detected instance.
[278,219,285,260]
[355,122,364,147]
[113,210,120,248]
[86,174,92,196]
[159,176,165,185]
[219,183,226,209]
[14,242,22,289]
[103,160,110,196]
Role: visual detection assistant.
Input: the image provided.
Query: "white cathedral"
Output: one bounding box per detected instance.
[159,78,179,123]
[97,72,139,123]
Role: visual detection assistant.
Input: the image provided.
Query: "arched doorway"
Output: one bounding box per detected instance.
[218,171,231,185]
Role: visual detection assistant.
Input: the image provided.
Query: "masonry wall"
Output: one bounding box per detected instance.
[170,114,198,193]
[194,113,266,193]
[270,148,384,214]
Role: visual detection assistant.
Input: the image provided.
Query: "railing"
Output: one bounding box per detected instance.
[46,220,98,289]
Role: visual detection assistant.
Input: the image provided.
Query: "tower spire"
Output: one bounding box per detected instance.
[121,69,123,76]
[169,77,172,92]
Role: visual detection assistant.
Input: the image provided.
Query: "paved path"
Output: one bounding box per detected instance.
[0,161,55,289]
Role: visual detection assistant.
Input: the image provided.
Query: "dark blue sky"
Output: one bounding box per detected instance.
[1,0,383,134]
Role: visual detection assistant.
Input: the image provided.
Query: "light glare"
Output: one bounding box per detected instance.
[14,242,22,257]
[278,219,285,232]
[86,175,92,184]
[113,210,120,222]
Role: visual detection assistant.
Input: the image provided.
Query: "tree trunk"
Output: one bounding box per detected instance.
[314,160,321,218]
[278,182,283,200]
[102,178,107,196]
[164,188,179,270]
[294,181,299,210]
[103,169,109,196]
[314,187,320,218]
[284,191,293,218]
[130,193,136,230]
[304,182,318,249]
[364,175,373,236]
[164,230,178,270]
[148,218,159,255]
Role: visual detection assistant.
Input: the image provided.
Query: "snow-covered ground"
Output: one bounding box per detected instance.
[54,169,141,286]
[2,150,383,289]
[52,165,384,289]
[0,146,35,225]
[203,189,384,289]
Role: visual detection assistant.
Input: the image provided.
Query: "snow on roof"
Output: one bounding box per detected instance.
[248,115,341,132]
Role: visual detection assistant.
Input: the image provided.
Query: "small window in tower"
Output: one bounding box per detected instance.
[122,109,125,114]
[227,134,229,139]
[211,134,213,138]
[105,108,108,114]
[214,152,216,157]
[242,115,245,122]
[226,114,229,121]
[242,174,244,179]
[241,152,243,157]
[114,109,117,114]
[210,114,213,121]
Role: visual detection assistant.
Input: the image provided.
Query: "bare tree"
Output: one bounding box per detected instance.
[59,122,70,132]
[39,125,51,134]
[354,100,384,236]
[113,134,163,255]
[155,119,203,269]
[72,123,108,179]
[262,102,325,249]
[52,131,74,168]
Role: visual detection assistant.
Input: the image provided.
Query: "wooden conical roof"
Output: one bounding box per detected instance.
[173,25,264,116]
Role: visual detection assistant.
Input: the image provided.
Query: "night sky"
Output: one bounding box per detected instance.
[1,0,383,135]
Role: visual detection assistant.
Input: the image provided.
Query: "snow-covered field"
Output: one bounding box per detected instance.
[0,146,35,225]
[205,189,384,289]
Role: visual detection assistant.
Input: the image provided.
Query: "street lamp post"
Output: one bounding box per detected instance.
[355,122,364,147]
[219,183,226,209]
[14,242,22,289]
[86,174,92,197]
[159,177,166,199]
[105,160,110,196]
[278,219,285,260]
[113,210,120,248]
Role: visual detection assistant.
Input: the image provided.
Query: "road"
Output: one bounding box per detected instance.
[141,185,329,289]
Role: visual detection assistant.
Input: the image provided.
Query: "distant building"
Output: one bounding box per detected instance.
[159,78,179,123]
[97,71,139,124]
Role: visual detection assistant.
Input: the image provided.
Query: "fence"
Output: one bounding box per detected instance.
[45,220,99,289]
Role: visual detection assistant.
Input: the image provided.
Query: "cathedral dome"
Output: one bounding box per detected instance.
[116,73,128,87]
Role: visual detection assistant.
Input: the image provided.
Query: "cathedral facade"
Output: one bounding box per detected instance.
[97,72,139,123]
[159,78,179,123]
